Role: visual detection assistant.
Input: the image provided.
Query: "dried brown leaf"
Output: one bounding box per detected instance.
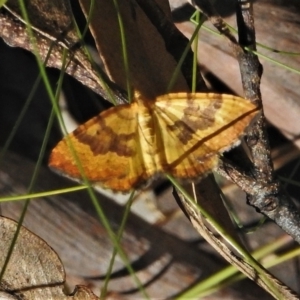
[0,216,99,299]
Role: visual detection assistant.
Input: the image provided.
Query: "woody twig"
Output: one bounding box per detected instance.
[193,0,300,242]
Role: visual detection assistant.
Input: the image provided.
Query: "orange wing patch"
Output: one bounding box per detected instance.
[49,93,258,192]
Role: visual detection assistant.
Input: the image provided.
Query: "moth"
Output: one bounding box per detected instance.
[49,93,258,192]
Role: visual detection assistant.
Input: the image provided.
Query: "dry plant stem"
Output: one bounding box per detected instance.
[0,8,127,104]
[189,0,300,241]
[235,0,300,242]
[189,0,239,45]
[217,159,300,243]
[174,181,300,300]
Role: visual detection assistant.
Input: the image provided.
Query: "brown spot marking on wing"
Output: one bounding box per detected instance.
[75,116,136,157]
[168,98,223,144]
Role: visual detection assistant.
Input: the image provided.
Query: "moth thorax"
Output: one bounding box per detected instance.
[134,102,154,151]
